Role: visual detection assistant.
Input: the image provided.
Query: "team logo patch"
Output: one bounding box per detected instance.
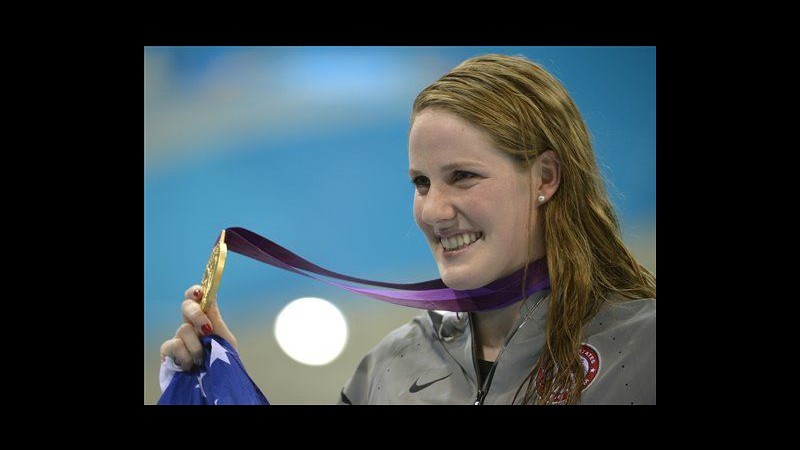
[578,343,600,389]
[535,343,601,403]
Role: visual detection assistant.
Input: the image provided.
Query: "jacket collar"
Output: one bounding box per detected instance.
[515,289,551,331]
[426,289,551,342]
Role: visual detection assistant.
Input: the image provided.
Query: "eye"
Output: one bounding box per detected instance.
[411,175,430,191]
[453,170,476,182]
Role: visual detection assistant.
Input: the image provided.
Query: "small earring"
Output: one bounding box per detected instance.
[538,195,546,203]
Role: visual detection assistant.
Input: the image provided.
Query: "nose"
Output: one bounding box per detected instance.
[419,185,457,227]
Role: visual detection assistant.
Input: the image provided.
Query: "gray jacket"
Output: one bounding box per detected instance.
[338,290,655,404]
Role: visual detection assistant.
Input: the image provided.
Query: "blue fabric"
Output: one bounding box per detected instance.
[158,335,269,405]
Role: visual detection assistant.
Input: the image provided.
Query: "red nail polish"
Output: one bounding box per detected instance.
[193,288,201,298]
[202,324,213,335]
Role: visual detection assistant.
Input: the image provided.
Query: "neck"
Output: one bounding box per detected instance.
[472,299,524,362]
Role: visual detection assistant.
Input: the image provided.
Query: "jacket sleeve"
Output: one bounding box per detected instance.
[337,329,408,404]
[336,316,426,404]
[581,297,656,405]
[607,297,656,405]
[628,300,656,404]
[337,350,377,404]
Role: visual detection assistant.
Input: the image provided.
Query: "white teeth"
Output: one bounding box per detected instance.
[440,232,482,251]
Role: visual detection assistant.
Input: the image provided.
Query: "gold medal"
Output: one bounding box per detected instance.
[200,230,227,312]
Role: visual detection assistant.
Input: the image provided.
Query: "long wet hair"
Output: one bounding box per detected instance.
[411,54,656,405]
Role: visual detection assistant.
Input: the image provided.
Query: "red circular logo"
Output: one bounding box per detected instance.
[578,343,600,389]
[536,343,601,403]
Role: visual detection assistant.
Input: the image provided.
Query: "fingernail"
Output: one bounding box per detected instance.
[202,323,213,335]
[194,357,203,368]
[193,288,201,299]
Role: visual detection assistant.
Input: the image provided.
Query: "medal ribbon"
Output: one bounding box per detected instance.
[222,227,550,312]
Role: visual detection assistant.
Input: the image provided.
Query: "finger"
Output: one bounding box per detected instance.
[164,337,194,369]
[182,284,239,348]
[176,323,204,367]
[182,298,213,336]
[184,285,203,302]
[181,285,237,348]
[159,339,172,363]
[204,302,238,349]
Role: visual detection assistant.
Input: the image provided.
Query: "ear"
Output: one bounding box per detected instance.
[534,150,561,204]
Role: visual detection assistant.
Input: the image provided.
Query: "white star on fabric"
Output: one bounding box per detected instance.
[195,372,207,398]
[209,338,231,367]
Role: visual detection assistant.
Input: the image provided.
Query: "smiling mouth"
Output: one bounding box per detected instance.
[439,232,483,254]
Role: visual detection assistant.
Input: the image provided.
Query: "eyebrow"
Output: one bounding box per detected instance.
[408,161,486,177]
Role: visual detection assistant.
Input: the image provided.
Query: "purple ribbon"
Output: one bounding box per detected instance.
[223,227,550,312]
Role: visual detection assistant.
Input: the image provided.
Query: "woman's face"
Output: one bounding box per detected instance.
[409,109,544,290]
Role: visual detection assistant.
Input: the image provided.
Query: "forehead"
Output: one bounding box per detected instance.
[408,109,504,167]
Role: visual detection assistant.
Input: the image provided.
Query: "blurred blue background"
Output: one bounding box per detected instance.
[144,46,655,404]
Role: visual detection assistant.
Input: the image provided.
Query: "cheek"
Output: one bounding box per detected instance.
[412,197,425,229]
[494,186,533,236]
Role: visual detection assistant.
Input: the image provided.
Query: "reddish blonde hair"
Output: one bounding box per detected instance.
[412,54,655,404]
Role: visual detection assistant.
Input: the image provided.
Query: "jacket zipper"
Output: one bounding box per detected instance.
[468,293,548,405]
[468,313,485,405]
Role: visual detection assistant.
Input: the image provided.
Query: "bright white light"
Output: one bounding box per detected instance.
[274,297,348,366]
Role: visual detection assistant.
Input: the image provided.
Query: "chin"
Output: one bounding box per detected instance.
[441,272,488,291]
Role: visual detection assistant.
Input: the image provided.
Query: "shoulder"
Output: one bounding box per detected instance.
[365,312,437,362]
[588,295,655,342]
[338,312,438,404]
[581,296,656,404]
[605,296,655,326]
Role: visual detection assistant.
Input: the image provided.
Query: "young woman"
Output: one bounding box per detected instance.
[160,54,656,405]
